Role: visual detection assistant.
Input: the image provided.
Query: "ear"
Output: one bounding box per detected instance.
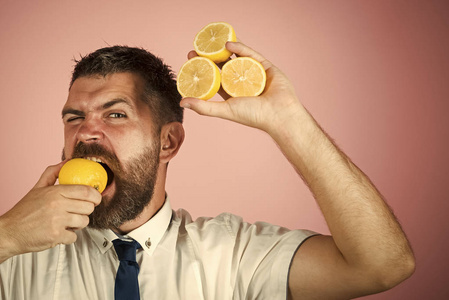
[159,122,185,164]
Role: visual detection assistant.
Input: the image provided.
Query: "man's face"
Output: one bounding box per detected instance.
[62,72,161,230]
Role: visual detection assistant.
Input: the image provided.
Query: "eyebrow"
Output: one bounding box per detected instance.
[61,98,134,118]
[61,108,84,118]
[102,98,132,110]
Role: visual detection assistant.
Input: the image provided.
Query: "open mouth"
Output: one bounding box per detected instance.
[100,162,114,187]
[85,157,115,189]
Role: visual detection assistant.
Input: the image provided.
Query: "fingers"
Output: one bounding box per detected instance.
[180,98,227,118]
[187,41,272,69]
[1,165,103,257]
[225,41,273,70]
[182,41,274,109]
[59,230,78,245]
[65,213,90,231]
[59,184,102,206]
[30,194,95,248]
[34,161,66,188]
[187,50,198,60]
[34,161,103,206]
[64,197,96,216]
[41,197,93,247]
[44,216,86,247]
[180,97,251,123]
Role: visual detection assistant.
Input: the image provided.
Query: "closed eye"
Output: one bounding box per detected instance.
[62,108,85,124]
[65,115,84,123]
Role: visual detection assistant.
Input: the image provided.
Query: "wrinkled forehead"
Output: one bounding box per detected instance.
[64,72,147,108]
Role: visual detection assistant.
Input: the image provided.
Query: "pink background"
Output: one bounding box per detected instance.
[1,0,448,298]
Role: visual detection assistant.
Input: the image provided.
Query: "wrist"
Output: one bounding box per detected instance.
[266,101,315,144]
[266,103,336,177]
[0,215,19,263]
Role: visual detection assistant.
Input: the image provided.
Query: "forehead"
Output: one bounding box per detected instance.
[65,72,146,109]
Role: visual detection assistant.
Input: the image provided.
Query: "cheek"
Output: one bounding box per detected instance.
[63,127,77,157]
[119,132,160,161]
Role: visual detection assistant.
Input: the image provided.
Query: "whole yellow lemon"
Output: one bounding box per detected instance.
[58,158,108,193]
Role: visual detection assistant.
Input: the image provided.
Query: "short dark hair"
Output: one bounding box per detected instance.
[70,46,183,129]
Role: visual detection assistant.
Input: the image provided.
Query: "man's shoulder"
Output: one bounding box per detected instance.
[173,209,242,229]
[172,208,315,242]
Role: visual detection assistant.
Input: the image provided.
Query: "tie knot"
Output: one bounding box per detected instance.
[113,239,140,262]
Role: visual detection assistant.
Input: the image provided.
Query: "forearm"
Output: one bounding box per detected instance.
[268,102,414,275]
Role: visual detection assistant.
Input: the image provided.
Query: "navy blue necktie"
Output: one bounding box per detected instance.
[113,239,141,300]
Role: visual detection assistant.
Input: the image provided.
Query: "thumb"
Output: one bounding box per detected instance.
[180,97,235,120]
[34,161,66,188]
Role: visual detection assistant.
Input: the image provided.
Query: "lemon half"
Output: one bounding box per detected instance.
[194,22,237,63]
[221,57,267,98]
[177,56,221,100]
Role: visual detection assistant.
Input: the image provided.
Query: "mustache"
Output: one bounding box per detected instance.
[63,142,121,172]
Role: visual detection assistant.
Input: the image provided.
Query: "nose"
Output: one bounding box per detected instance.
[76,116,104,143]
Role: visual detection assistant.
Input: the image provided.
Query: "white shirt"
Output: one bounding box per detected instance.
[0,198,316,300]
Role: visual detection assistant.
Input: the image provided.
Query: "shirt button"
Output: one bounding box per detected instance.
[103,238,108,247]
[145,238,151,248]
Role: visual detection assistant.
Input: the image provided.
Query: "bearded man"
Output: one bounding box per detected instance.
[0,42,415,299]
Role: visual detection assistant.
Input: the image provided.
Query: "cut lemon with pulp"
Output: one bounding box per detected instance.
[177,56,221,100]
[221,57,267,97]
[194,22,237,63]
[59,158,108,193]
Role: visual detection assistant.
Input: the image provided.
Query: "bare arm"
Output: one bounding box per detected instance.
[274,106,414,299]
[180,41,415,298]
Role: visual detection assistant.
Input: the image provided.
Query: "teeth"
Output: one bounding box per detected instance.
[85,157,103,163]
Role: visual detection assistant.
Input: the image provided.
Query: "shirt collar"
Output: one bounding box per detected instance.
[86,196,173,256]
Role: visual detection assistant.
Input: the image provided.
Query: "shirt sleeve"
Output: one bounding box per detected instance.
[224,214,317,299]
[0,256,13,299]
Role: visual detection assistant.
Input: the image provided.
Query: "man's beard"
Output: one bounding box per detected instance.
[64,141,160,231]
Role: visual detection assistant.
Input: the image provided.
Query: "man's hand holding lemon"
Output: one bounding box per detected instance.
[0,161,102,263]
[178,32,304,137]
